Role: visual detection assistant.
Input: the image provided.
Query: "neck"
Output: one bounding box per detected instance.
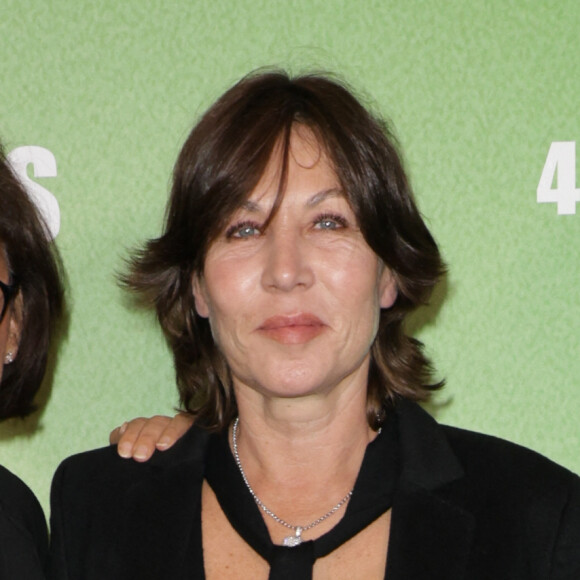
[231,372,375,504]
[230,374,377,543]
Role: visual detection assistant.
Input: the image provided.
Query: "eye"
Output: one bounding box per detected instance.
[313,213,348,231]
[226,221,262,239]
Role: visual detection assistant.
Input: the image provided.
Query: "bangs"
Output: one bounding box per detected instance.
[170,70,390,271]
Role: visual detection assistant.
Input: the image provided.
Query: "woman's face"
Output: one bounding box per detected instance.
[0,248,20,384]
[193,128,397,401]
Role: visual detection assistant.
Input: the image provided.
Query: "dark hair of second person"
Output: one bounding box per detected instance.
[0,145,64,419]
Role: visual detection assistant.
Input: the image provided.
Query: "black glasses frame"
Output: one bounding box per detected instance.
[0,280,18,322]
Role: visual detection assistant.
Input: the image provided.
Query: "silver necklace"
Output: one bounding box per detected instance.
[232,417,353,547]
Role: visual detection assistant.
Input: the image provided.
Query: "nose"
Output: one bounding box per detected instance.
[260,229,314,292]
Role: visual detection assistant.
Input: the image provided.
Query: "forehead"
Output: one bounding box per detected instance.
[246,126,342,205]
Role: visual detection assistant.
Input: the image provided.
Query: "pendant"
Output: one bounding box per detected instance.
[283,526,303,547]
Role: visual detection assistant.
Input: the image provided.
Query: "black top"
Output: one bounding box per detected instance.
[205,417,399,579]
[48,400,580,579]
[0,465,47,579]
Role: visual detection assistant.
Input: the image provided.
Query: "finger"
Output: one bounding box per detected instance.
[109,422,128,445]
[123,415,174,462]
[155,412,195,451]
[114,417,148,459]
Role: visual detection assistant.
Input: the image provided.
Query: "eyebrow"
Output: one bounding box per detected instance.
[306,188,344,207]
[240,188,344,213]
[239,199,262,212]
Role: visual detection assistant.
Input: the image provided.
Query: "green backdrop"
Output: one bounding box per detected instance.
[1,0,578,515]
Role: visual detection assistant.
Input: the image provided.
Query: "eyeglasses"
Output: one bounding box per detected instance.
[0,280,18,322]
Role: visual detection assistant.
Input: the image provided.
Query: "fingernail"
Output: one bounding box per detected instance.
[118,442,132,458]
[133,445,149,461]
[156,437,171,450]
[118,422,128,435]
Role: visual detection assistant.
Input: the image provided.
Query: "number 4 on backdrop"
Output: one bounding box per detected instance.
[6,144,577,221]
[537,141,580,215]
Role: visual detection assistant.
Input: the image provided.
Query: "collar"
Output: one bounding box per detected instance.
[386,399,475,580]
[118,402,475,579]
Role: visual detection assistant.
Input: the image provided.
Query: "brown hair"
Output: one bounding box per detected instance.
[0,145,64,419]
[124,70,445,431]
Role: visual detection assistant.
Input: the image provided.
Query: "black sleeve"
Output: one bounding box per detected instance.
[46,459,69,580]
[46,449,122,580]
[550,473,580,580]
[46,445,153,580]
[0,465,48,579]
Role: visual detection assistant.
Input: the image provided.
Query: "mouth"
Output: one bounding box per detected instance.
[257,313,326,344]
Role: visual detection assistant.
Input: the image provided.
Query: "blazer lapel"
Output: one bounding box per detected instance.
[386,487,475,580]
[385,401,476,580]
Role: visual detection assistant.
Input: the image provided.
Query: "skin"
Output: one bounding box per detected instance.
[113,128,399,466]
[193,127,397,416]
[192,127,397,578]
[0,247,22,383]
[114,127,399,576]
[112,413,194,460]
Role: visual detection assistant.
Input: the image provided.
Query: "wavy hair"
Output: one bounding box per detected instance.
[123,70,445,431]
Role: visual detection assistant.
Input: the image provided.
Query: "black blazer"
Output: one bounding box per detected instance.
[48,401,580,579]
[0,465,47,579]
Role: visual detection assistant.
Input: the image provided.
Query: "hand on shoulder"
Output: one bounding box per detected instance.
[110,412,194,462]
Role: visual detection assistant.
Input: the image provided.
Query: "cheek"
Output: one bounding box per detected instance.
[200,264,259,340]
[320,254,384,341]
[326,250,383,301]
[193,254,256,319]
[205,254,261,308]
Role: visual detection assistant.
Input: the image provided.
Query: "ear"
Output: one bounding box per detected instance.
[191,274,210,318]
[5,291,23,362]
[379,267,398,309]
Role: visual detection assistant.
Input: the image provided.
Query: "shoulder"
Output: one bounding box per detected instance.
[395,400,579,535]
[396,400,580,575]
[52,423,211,493]
[0,464,47,540]
[439,425,580,575]
[0,464,44,516]
[442,424,579,493]
[0,465,48,578]
[396,399,578,496]
[441,424,580,545]
[50,423,212,519]
[48,425,212,579]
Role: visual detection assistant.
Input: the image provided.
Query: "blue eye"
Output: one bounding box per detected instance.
[317,219,338,230]
[314,214,348,230]
[226,221,262,239]
[237,225,260,238]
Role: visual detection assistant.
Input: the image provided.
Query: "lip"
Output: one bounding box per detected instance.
[257,313,326,344]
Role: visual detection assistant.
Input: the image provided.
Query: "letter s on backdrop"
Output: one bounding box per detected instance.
[7,146,60,239]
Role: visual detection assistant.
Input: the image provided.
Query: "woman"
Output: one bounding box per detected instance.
[0,144,167,578]
[0,144,64,578]
[49,71,580,579]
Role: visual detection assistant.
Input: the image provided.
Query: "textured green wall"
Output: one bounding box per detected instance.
[1,0,578,515]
